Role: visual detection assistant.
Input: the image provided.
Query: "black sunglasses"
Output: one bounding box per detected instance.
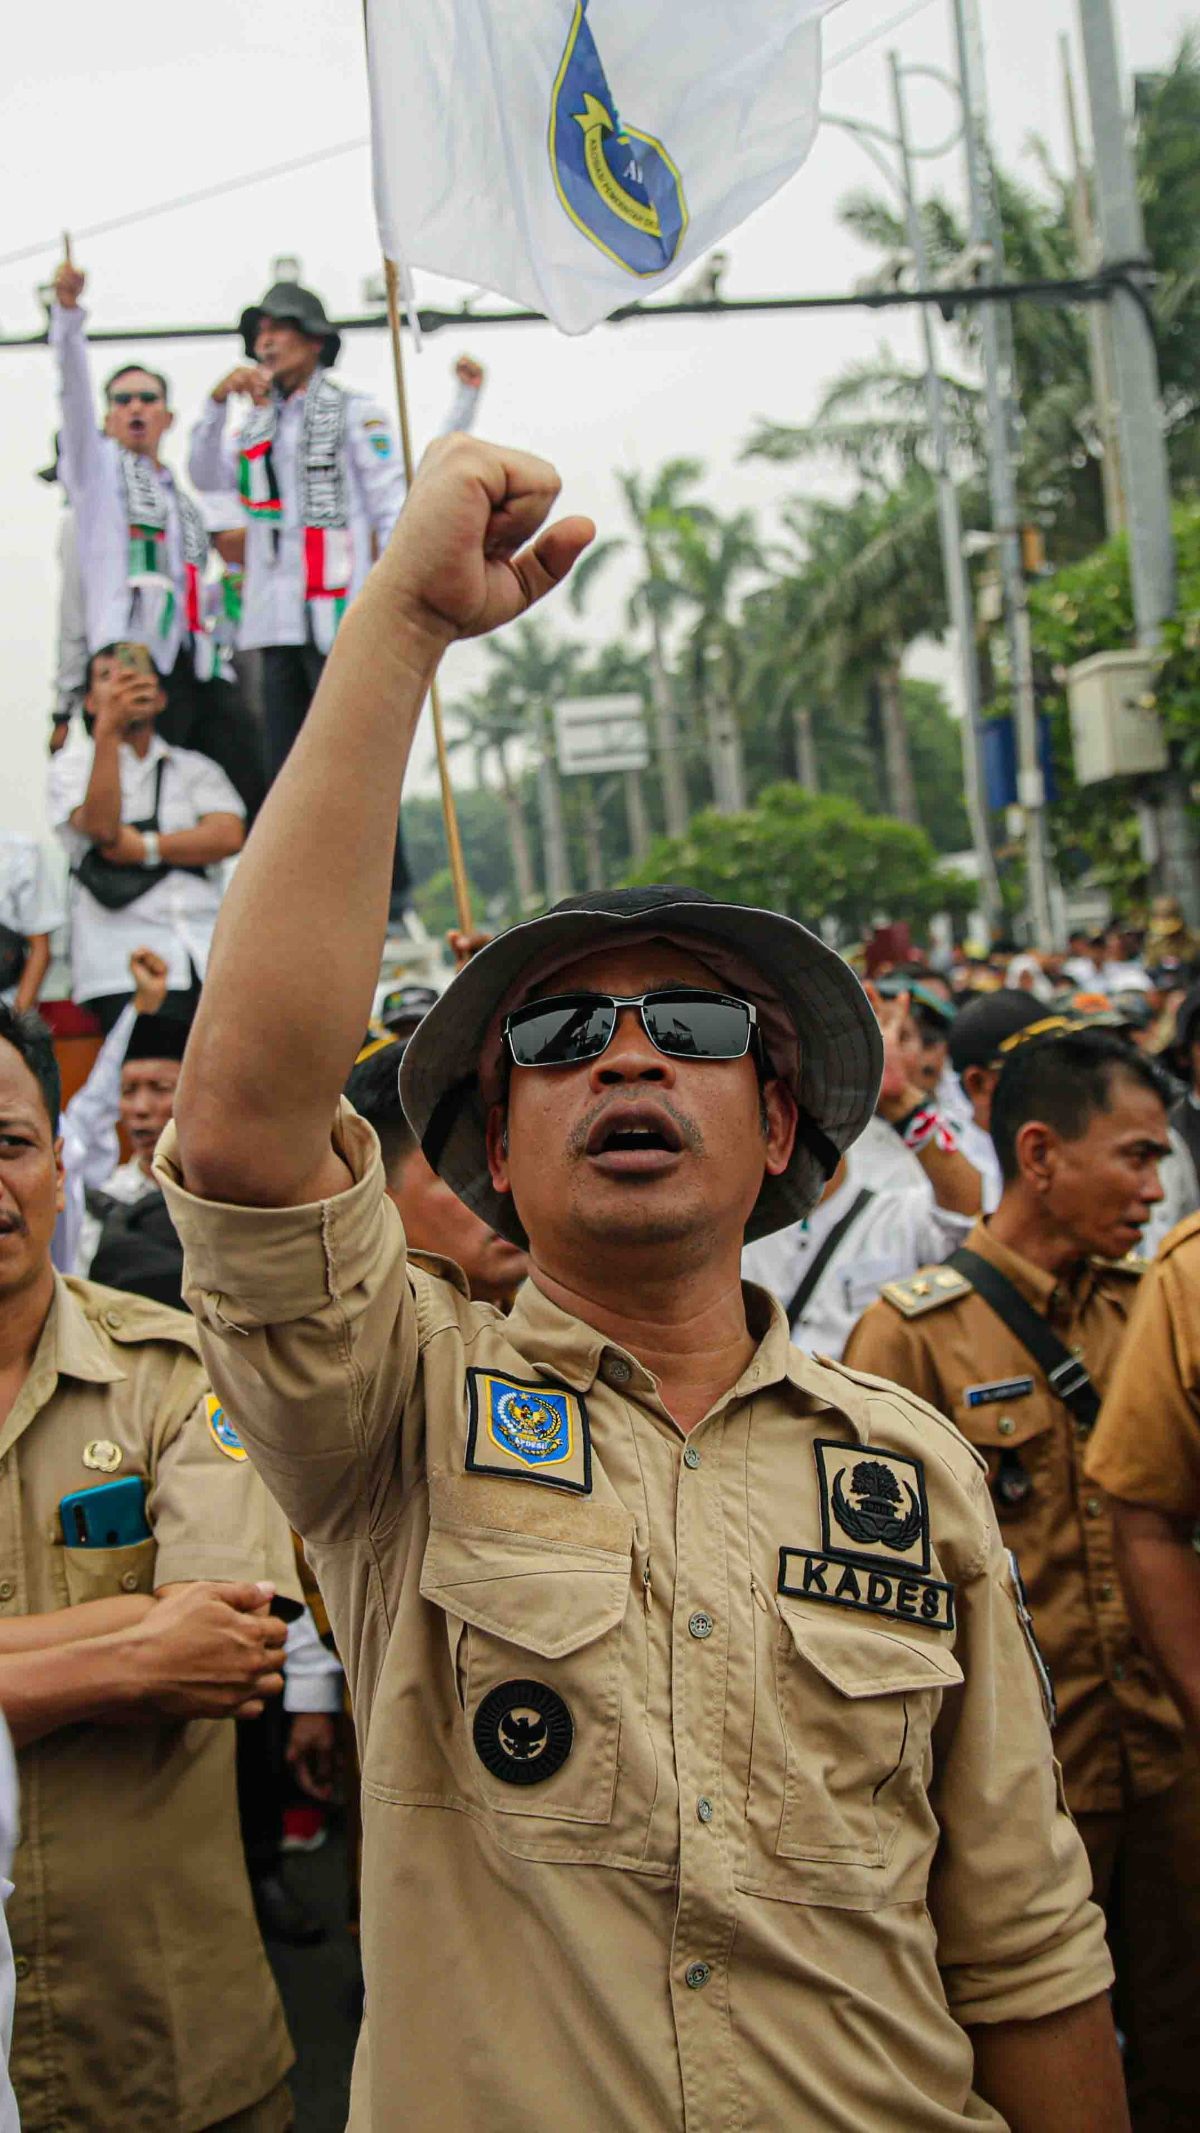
[504,989,759,1070]
[110,390,163,407]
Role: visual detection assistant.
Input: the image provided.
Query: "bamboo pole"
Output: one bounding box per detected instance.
[382,256,473,935]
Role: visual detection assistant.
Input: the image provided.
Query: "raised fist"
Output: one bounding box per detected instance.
[55,260,85,310]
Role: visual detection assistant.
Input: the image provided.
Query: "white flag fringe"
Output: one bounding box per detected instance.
[366,0,843,338]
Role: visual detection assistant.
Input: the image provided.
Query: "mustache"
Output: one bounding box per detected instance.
[564,1093,705,1161]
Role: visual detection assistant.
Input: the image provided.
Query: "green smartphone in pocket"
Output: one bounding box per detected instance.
[59,1477,151,1548]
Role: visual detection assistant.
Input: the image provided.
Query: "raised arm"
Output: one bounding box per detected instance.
[49,260,107,500]
[174,434,593,1210]
[869,986,982,1217]
[187,364,267,495]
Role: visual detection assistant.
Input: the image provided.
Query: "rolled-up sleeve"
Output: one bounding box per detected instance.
[154,1100,420,1544]
[929,1481,1113,2025]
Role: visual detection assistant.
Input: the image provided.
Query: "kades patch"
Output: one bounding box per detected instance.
[465,1370,592,1494]
[779,1440,955,1631]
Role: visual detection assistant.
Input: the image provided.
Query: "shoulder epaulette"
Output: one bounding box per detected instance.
[67,1276,200,1350]
[880,1265,972,1318]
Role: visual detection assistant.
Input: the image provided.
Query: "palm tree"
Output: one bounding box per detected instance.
[663,505,763,812]
[482,621,584,902]
[567,460,711,837]
[447,685,538,913]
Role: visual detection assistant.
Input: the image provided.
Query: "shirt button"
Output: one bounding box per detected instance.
[696,1795,714,1824]
[1099,1581,1115,1602]
[997,1416,1016,1438]
[683,1445,701,1470]
[120,1572,140,1593]
[685,1962,711,1991]
[603,1352,632,1387]
[0,1582,14,1602]
[13,1958,28,1981]
[103,1309,123,1331]
[688,1611,714,1641]
[1085,1496,1103,1517]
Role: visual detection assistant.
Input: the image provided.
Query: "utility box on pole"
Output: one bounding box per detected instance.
[1065,650,1167,784]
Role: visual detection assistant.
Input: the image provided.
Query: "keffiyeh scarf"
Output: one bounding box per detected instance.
[238,372,352,652]
[120,449,215,678]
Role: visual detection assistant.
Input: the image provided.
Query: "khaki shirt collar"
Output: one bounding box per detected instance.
[52,1278,127,1385]
[505,1275,868,1440]
[0,1276,124,1463]
[968,1218,1097,1316]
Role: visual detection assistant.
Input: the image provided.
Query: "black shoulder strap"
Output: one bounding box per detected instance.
[151,755,167,824]
[784,1187,875,1329]
[946,1246,1100,1429]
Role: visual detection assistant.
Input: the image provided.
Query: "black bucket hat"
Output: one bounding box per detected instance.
[238,281,341,367]
[398,886,883,1248]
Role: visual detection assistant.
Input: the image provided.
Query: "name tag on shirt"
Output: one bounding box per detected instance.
[964,1376,1035,1410]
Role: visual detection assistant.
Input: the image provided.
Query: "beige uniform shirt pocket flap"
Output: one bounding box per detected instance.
[61,1535,158,1607]
[778,1604,964,1699]
[420,1506,633,1661]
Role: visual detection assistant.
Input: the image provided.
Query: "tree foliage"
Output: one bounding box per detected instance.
[624,785,971,935]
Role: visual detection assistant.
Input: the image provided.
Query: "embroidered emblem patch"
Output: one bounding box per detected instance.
[778,1439,955,1632]
[205,1393,247,1463]
[473,1679,573,1786]
[362,418,392,459]
[549,1,688,279]
[466,1370,591,1494]
[83,1439,123,1474]
[965,1375,1035,1409]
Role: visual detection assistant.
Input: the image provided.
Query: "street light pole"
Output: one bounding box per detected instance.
[950,0,1056,947]
[1075,0,1198,923]
[884,54,1003,934]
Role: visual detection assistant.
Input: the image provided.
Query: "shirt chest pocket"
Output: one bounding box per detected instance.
[59,1536,158,1608]
[742,1603,962,1908]
[954,1394,1057,1521]
[420,1503,634,1833]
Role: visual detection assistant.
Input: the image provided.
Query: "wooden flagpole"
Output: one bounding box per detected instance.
[382,257,473,937]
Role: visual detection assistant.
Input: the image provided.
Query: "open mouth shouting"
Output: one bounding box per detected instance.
[584,1100,687,1177]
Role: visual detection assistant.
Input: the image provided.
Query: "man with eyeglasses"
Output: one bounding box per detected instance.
[158,433,1125,2133]
[50,257,262,815]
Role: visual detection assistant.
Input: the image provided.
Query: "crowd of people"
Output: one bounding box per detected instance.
[0,250,1199,2133]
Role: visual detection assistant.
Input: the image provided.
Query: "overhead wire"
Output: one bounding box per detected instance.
[0,0,938,276]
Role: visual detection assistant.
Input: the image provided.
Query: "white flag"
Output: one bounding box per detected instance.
[366,0,842,337]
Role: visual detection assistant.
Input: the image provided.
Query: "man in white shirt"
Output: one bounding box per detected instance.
[0,835,64,1014]
[50,261,217,724]
[188,278,483,781]
[47,649,245,1029]
[743,985,980,1356]
[189,277,482,912]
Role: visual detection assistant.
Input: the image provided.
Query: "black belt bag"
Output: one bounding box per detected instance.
[945,1247,1100,1430]
[75,759,207,911]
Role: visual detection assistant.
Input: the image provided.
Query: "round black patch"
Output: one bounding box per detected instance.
[473,1679,573,1787]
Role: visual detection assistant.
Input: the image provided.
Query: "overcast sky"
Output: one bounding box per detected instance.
[2,0,1193,839]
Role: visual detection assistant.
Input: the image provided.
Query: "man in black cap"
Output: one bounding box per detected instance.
[159,433,1127,2132]
[947,989,1063,1209]
[188,277,484,800]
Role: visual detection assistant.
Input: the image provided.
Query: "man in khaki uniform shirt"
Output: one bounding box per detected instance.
[0,999,300,2133]
[846,1026,1200,2132]
[1088,1210,1200,1744]
[163,432,1127,2132]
